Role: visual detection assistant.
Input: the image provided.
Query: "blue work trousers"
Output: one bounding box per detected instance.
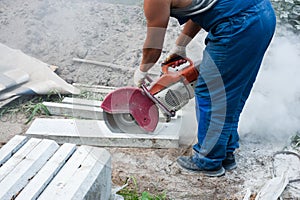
[192,0,276,170]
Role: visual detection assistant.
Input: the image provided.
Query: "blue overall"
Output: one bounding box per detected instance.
[172,0,276,170]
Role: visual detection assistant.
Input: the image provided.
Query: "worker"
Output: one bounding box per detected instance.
[134,0,276,177]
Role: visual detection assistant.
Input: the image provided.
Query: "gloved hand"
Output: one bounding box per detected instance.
[134,68,148,87]
[163,44,186,64]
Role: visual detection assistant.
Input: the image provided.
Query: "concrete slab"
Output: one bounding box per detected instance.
[26,118,181,148]
[43,101,103,120]
[38,145,111,200]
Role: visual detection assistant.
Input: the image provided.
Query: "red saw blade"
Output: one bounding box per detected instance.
[101,87,159,132]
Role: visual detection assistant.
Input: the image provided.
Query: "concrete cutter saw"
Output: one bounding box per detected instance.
[101,57,199,134]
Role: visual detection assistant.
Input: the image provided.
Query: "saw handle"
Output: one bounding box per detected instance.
[145,75,153,83]
[161,57,192,74]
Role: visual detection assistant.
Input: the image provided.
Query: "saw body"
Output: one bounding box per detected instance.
[101,58,199,133]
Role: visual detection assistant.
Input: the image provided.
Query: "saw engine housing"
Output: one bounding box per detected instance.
[154,80,196,112]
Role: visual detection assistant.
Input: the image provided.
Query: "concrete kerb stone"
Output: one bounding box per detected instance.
[62,97,103,107]
[37,145,112,200]
[15,143,77,200]
[25,118,180,148]
[0,138,59,199]
[0,135,28,166]
[42,101,104,120]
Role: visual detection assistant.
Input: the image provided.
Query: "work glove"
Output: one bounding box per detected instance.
[163,44,187,64]
[133,68,148,87]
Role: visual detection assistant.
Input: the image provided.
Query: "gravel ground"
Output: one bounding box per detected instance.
[0,0,300,199]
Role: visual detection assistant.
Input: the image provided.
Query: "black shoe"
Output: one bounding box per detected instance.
[177,156,225,177]
[222,152,237,171]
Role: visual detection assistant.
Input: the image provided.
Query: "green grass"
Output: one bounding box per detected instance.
[0,90,65,124]
[291,133,300,147]
[24,102,50,124]
[75,89,104,101]
[117,177,167,200]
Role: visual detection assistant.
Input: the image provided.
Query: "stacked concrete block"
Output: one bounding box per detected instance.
[0,135,112,200]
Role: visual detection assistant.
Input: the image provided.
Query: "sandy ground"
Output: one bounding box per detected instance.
[0,0,300,199]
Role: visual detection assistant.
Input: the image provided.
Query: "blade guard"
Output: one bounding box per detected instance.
[101,87,159,132]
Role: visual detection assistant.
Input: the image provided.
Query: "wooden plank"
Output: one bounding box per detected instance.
[72,58,128,72]
[0,138,41,182]
[0,135,28,166]
[0,139,59,200]
[15,143,76,200]
[38,146,111,200]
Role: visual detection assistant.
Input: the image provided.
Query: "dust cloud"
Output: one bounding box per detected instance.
[239,31,300,144]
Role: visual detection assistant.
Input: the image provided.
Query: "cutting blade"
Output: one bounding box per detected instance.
[103,111,148,134]
[101,87,159,133]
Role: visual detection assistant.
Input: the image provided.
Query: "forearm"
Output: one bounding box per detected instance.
[141,0,170,72]
[140,26,166,72]
[176,20,202,47]
[140,48,162,72]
